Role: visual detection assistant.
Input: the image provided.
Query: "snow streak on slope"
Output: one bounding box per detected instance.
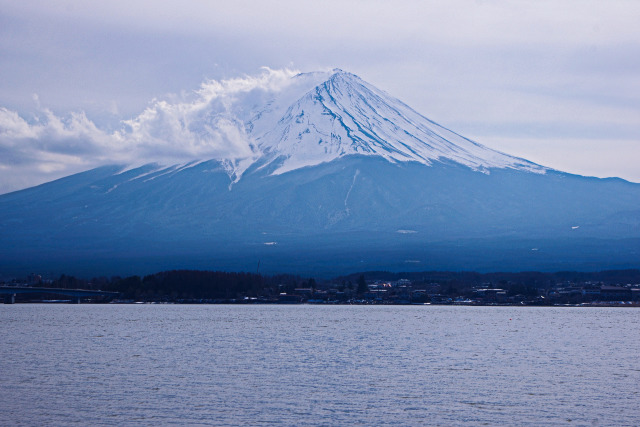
[251,70,546,175]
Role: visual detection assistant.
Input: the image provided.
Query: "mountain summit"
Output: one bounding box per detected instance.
[0,69,638,276]
[250,69,544,176]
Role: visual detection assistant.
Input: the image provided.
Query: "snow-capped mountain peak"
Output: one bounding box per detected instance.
[247,69,545,175]
[124,68,546,182]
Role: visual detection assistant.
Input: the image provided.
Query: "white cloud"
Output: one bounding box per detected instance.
[0,68,300,193]
[113,67,300,168]
[0,107,111,160]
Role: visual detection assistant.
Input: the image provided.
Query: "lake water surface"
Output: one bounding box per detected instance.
[1,305,638,426]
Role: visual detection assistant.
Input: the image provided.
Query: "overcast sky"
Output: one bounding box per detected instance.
[1,0,639,193]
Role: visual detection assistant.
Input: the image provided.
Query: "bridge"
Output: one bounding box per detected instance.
[0,286,119,304]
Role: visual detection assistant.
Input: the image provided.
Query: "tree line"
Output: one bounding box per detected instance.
[26,268,640,302]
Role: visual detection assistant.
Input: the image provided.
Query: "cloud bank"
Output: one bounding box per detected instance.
[0,68,299,193]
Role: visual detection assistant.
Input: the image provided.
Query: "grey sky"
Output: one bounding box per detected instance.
[1,0,639,193]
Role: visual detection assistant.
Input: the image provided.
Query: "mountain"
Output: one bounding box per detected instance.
[1,69,639,277]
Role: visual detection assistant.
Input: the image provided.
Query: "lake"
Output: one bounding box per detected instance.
[1,305,638,425]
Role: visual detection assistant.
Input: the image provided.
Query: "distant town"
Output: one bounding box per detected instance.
[2,269,639,306]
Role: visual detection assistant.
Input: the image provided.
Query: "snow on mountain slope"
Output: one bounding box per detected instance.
[167,68,546,181]
[246,69,546,176]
